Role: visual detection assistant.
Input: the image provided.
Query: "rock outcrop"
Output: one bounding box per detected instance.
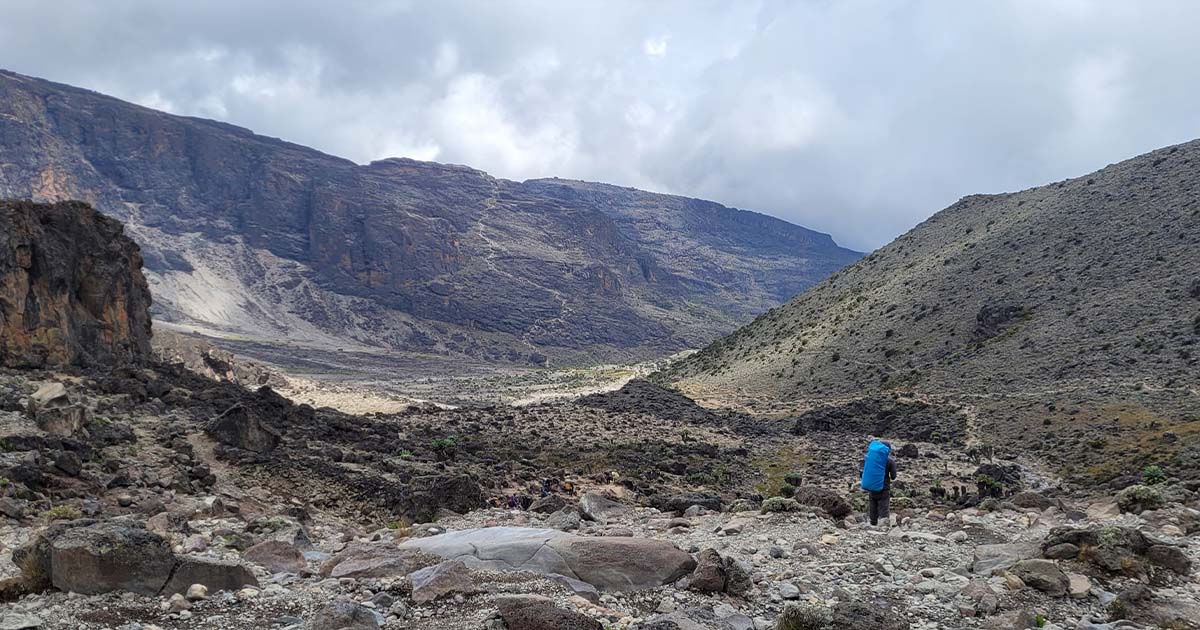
[0,200,152,369]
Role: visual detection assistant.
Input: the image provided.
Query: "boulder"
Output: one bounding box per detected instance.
[26,382,88,438]
[206,404,281,454]
[1067,573,1091,599]
[1043,543,1080,560]
[1041,526,1188,576]
[529,494,569,514]
[544,507,582,531]
[1011,559,1069,597]
[160,556,259,596]
[688,549,726,593]
[654,492,723,514]
[1010,491,1055,510]
[831,599,910,630]
[30,520,175,595]
[398,527,695,591]
[579,493,630,522]
[687,549,751,596]
[242,539,306,574]
[0,613,42,630]
[318,543,440,579]
[309,601,380,630]
[971,542,1039,575]
[494,594,602,630]
[405,474,485,522]
[408,559,477,603]
[792,486,851,519]
[146,511,192,535]
[1146,545,1192,575]
[1117,485,1165,514]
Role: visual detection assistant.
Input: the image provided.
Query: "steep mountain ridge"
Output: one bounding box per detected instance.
[0,69,860,366]
[665,139,1200,482]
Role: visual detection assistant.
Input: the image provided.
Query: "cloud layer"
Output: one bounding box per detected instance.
[4,0,1199,250]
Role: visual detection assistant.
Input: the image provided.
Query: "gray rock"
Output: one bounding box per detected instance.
[309,601,380,630]
[0,613,42,630]
[1012,559,1070,597]
[161,556,259,596]
[1044,543,1080,560]
[971,542,1039,575]
[318,543,440,579]
[494,594,603,630]
[408,559,476,603]
[206,404,281,454]
[26,382,88,437]
[544,507,582,531]
[242,539,307,574]
[398,527,695,591]
[578,493,630,523]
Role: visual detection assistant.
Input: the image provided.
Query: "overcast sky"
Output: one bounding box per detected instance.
[3,1,1199,250]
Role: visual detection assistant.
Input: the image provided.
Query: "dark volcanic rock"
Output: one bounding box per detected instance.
[1041,526,1190,576]
[495,595,603,630]
[0,200,152,369]
[790,397,967,445]
[0,69,860,366]
[577,380,724,425]
[207,403,282,454]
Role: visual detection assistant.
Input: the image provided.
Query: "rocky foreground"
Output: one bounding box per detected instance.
[0,365,1197,630]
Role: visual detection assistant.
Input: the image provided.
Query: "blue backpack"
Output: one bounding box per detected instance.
[860,440,890,492]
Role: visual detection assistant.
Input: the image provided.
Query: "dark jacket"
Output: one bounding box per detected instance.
[881,456,898,492]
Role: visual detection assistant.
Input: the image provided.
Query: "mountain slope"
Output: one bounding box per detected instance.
[0,69,860,366]
[665,140,1200,481]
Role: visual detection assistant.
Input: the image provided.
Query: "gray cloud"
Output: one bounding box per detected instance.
[3,0,1199,250]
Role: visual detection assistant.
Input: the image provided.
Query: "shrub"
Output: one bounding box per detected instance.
[1117,484,1165,514]
[778,484,797,498]
[775,602,833,630]
[42,505,81,521]
[761,497,802,513]
[783,472,805,487]
[1141,465,1166,485]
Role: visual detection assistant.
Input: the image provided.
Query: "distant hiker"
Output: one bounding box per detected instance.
[860,439,898,526]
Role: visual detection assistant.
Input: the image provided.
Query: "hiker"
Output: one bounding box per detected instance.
[860,439,898,526]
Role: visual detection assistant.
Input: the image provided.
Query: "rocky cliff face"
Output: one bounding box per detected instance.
[0,69,860,366]
[0,199,153,368]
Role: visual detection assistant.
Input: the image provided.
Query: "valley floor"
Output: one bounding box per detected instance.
[0,362,1197,630]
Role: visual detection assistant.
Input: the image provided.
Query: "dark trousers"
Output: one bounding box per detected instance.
[868,490,890,525]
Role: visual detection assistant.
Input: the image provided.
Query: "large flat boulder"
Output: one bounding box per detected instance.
[398,527,695,591]
[42,520,175,595]
[13,519,258,597]
[318,543,441,579]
